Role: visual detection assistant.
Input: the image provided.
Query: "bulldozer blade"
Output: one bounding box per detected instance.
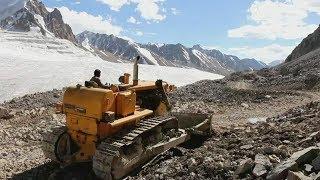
[170,112,212,136]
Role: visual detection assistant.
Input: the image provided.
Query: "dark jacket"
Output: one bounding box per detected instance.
[90,76,108,89]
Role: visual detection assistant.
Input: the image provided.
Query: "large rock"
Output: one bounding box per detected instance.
[267,147,320,180]
[266,159,298,180]
[234,158,254,176]
[253,163,268,177]
[287,171,312,180]
[314,172,320,180]
[253,154,272,177]
[312,155,320,171]
[0,107,13,119]
[255,154,272,167]
[291,147,320,165]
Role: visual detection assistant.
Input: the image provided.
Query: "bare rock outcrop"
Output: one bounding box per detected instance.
[286,25,320,62]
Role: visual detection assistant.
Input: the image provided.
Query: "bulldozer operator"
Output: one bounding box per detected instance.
[90,69,110,89]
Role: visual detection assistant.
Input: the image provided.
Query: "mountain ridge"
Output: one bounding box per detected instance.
[77,31,268,75]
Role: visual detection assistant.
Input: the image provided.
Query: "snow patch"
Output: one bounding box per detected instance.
[182,47,190,60]
[0,31,224,103]
[33,14,54,37]
[136,46,159,65]
[82,38,94,52]
[155,43,164,48]
[192,49,207,64]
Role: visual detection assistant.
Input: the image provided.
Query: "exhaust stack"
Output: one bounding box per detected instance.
[133,56,140,86]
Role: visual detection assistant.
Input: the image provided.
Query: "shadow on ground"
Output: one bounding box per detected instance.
[11,162,59,180]
[12,162,97,180]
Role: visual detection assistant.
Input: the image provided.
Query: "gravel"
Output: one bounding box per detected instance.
[0,75,319,180]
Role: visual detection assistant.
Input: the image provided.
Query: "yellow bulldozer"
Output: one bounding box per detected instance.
[52,56,211,179]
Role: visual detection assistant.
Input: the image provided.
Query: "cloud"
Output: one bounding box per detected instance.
[228,0,320,40]
[228,44,295,63]
[57,6,123,35]
[127,16,141,24]
[133,0,166,22]
[97,0,166,22]
[96,0,129,11]
[136,31,143,36]
[171,8,180,15]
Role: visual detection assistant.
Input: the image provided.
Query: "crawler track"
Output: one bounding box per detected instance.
[92,116,189,180]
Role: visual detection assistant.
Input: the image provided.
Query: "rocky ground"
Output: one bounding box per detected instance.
[0,90,65,179]
[131,101,320,180]
[0,75,320,179]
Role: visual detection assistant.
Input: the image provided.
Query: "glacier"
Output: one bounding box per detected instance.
[0,30,224,103]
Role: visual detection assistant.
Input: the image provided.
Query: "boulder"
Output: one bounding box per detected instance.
[287,171,312,180]
[255,154,272,168]
[263,146,276,155]
[312,155,320,171]
[314,172,320,180]
[235,158,254,176]
[291,147,320,165]
[267,147,320,180]
[0,107,13,119]
[253,163,268,177]
[266,160,298,180]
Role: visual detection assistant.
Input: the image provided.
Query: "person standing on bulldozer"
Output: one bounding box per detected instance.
[90,69,109,89]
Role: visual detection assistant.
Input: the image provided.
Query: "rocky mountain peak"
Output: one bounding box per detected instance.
[25,0,48,17]
[192,44,203,50]
[45,8,76,43]
[49,8,63,21]
[286,25,320,62]
[0,0,76,43]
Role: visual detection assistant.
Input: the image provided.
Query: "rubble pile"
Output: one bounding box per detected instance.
[132,101,320,179]
[0,79,319,179]
[3,89,63,110]
[0,90,64,179]
[169,79,299,114]
[225,64,320,91]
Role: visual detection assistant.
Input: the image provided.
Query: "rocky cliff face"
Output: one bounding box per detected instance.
[77,31,268,75]
[0,0,76,43]
[286,25,320,62]
[45,8,76,42]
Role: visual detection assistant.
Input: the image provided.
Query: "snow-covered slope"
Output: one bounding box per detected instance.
[0,30,224,103]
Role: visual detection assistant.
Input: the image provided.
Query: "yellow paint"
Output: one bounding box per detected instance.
[66,114,98,135]
[116,91,136,117]
[63,87,115,119]
[58,75,176,163]
[68,130,97,161]
[155,102,169,116]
